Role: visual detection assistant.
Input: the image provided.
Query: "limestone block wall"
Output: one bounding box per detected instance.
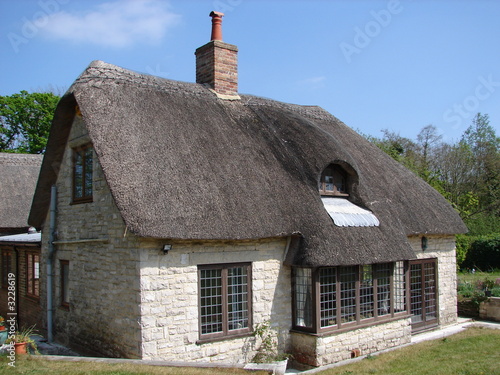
[138,238,291,363]
[409,235,458,327]
[40,114,142,358]
[291,318,411,366]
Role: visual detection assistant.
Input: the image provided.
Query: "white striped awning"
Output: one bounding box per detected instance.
[321,197,379,227]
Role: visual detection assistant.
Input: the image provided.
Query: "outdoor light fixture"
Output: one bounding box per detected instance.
[421,236,428,251]
[162,244,172,254]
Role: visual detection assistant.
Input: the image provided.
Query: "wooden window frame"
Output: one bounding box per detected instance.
[72,144,93,204]
[1,250,13,289]
[319,164,349,197]
[197,263,252,342]
[292,262,410,334]
[60,260,70,309]
[26,251,40,299]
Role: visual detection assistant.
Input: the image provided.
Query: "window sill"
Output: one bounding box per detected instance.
[196,331,253,345]
[291,313,411,337]
[71,198,93,205]
[25,294,40,302]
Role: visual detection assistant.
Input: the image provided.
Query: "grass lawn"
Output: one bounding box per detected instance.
[457,270,500,284]
[318,327,500,375]
[1,328,499,374]
[0,356,266,375]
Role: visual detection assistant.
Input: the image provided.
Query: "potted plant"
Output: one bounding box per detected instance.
[0,316,7,345]
[5,325,39,355]
[248,321,290,375]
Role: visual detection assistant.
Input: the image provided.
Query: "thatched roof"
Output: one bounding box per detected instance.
[0,153,42,233]
[29,61,466,266]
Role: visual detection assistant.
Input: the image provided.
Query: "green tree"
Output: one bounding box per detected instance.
[460,113,500,216]
[0,90,60,154]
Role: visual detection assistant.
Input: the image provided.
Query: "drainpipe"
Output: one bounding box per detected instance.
[47,185,57,343]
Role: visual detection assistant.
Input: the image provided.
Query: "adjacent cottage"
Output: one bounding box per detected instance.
[29,12,466,366]
[0,152,43,328]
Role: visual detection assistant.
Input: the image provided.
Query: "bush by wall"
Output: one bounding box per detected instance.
[462,234,500,271]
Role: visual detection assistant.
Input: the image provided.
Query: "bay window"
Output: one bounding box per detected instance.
[293,262,408,333]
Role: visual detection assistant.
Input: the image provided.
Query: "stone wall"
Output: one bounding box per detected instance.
[138,237,291,363]
[291,318,411,366]
[40,114,142,358]
[480,297,500,322]
[409,235,458,327]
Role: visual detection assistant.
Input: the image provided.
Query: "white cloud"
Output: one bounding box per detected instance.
[40,0,181,48]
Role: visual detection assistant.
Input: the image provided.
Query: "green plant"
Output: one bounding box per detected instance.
[252,321,289,363]
[462,234,500,270]
[5,325,39,354]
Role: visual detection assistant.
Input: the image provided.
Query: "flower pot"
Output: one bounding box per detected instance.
[14,342,28,355]
[0,330,7,345]
[273,358,288,375]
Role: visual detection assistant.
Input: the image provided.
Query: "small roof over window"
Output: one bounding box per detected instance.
[321,197,379,227]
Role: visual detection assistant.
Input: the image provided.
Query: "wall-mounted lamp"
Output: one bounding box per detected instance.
[162,244,172,254]
[421,236,428,251]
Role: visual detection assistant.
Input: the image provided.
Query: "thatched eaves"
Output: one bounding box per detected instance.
[0,153,42,233]
[29,61,467,266]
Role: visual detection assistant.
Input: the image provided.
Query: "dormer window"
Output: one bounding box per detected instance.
[319,165,349,196]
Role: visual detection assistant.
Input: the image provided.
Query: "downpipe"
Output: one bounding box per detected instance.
[47,185,57,343]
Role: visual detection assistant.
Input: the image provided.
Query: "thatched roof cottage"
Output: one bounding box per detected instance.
[29,12,466,366]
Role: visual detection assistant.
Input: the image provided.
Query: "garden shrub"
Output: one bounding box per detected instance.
[462,234,500,271]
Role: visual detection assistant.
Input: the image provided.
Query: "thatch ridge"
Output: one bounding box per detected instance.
[29,61,466,266]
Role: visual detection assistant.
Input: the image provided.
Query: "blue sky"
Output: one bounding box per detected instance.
[1,0,499,142]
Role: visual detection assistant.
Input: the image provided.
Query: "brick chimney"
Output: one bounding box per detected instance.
[195,11,239,98]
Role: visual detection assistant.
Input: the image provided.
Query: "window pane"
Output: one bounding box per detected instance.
[376,263,392,316]
[393,261,406,313]
[62,262,70,305]
[200,269,223,334]
[74,151,83,198]
[424,263,437,320]
[340,266,357,324]
[410,264,422,324]
[320,268,337,327]
[227,266,249,331]
[294,268,313,328]
[84,148,93,197]
[360,265,374,320]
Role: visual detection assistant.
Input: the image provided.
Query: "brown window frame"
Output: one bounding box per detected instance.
[292,262,409,334]
[26,251,40,299]
[60,260,70,308]
[1,250,13,289]
[197,263,252,342]
[319,164,349,196]
[72,144,93,204]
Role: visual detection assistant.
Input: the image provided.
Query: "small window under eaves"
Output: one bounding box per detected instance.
[319,165,349,196]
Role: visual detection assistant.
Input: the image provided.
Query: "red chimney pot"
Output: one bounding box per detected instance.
[209,11,224,41]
